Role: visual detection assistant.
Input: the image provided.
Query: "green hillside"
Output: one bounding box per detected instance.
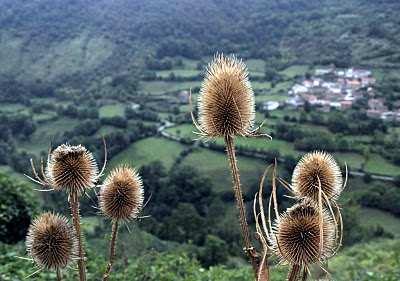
[1,0,400,280]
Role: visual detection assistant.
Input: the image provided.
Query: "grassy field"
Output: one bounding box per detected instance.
[270,81,293,94]
[108,137,187,171]
[165,123,400,176]
[140,81,200,94]
[246,59,265,73]
[255,93,287,102]
[0,103,29,114]
[99,104,126,118]
[334,152,365,170]
[252,81,272,91]
[156,69,200,78]
[166,123,298,156]
[180,147,266,193]
[279,65,310,78]
[364,154,400,176]
[215,138,299,156]
[360,208,400,238]
[32,111,57,122]
[19,117,80,155]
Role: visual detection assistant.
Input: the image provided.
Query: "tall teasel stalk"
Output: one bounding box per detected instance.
[26,144,106,281]
[99,165,144,281]
[254,151,346,281]
[192,53,270,279]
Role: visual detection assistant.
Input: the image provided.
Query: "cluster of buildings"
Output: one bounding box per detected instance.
[367,98,400,122]
[259,66,400,122]
[285,67,376,112]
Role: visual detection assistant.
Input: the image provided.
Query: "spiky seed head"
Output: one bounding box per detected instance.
[291,151,343,202]
[198,53,255,137]
[272,201,336,266]
[99,165,144,221]
[26,212,77,270]
[46,144,99,194]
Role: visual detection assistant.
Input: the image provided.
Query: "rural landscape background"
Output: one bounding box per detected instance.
[1,0,399,280]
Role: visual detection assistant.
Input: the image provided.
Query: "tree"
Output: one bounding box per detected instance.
[0,173,39,244]
[160,203,206,244]
[199,235,229,267]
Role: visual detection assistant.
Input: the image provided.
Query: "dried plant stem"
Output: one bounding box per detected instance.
[301,266,308,281]
[288,264,302,281]
[103,220,119,281]
[224,135,260,276]
[69,192,86,281]
[56,268,62,281]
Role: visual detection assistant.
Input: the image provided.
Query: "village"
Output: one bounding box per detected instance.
[262,66,400,122]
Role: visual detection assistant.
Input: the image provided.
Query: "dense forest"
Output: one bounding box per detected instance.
[1,0,400,280]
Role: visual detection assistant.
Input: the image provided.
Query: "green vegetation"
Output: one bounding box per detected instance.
[279,65,310,78]
[19,118,79,154]
[0,173,39,244]
[141,81,199,94]
[108,137,187,171]
[179,147,265,193]
[360,208,400,238]
[1,0,400,279]
[365,154,400,176]
[99,104,126,118]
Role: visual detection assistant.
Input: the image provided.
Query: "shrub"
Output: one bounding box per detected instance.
[0,173,39,244]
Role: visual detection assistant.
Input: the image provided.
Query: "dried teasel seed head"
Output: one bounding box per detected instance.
[292,151,343,202]
[198,53,255,137]
[272,200,336,266]
[26,212,77,270]
[99,165,144,221]
[46,144,99,194]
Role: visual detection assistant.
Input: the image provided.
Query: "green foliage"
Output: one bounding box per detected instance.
[353,182,400,216]
[2,240,399,281]
[0,173,39,244]
[330,239,400,281]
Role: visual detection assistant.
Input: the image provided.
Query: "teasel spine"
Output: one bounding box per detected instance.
[103,220,119,281]
[224,134,259,273]
[69,191,86,281]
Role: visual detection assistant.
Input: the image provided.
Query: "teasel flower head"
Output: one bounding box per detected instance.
[46,144,99,195]
[99,165,144,221]
[292,151,343,202]
[197,53,255,138]
[26,212,77,270]
[271,200,336,266]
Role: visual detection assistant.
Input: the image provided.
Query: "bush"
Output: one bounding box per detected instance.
[0,174,39,244]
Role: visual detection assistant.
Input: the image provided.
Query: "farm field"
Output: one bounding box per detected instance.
[165,123,391,173]
[99,103,126,118]
[364,154,400,176]
[360,208,400,238]
[279,65,310,78]
[140,81,200,94]
[108,137,187,171]
[156,69,200,78]
[19,117,80,154]
[179,146,266,193]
